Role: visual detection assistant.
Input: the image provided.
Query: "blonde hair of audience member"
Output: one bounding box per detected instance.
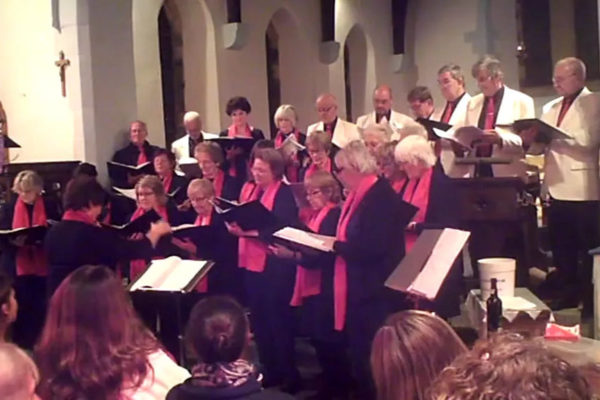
[274,104,299,131]
[187,178,215,217]
[362,123,392,155]
[395,135,437,179]
[428,332,591,400]
[0,343,40,400]
[370,310,467,400]
[376,141,404,181]
[135,175,167,209]
[12,170,43,204]
[304,170,342,206]
[397,123,428,141]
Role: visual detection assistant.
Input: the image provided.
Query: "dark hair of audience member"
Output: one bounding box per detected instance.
[72,162,98,178]
[35,265,160,400]
[428,332,591,400]
[186,296,248,364]
[63,176,107,211]
[371,310,467,400]
[0,272,14,341]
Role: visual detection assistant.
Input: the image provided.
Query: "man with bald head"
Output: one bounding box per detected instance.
[356,85,414,141]
[521,57,600,312]
[306,93,360,148]
[171,111,215,164]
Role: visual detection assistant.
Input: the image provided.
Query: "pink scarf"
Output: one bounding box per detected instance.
[227,124,253,138]
[333,175,378,331]
[238,180,282,273]
[12,196,48,276]
[402,167,434,252]
[129,206,168,281]
[62,209,99,226]
[161,172,173,193]
[211,170,225,198]
[290,203,336,306]
[305,157,332,180]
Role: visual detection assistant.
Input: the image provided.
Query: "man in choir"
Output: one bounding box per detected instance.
[461,55,534,178]
[356,85,414,140]
[521,57,600,313]
[111,120,159,187]
[432,63,472,177]
[171,111,211,162]
[307,93,360,148]
[407,86,435,120]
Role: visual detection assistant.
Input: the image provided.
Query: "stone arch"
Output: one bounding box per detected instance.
[342,24,376,121]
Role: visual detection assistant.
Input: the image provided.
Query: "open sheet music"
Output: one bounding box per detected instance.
[273,226,336,252]
[129,256,213,292]
[113,186,137,201]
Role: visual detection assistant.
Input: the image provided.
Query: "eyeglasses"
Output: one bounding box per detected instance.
[306,189,322,198]
[190,195,210,203]
[136,191,155,198]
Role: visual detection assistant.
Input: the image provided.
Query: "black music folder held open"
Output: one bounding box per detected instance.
[496,118,570,144]
[102,209,162,236]
[0,225,49,245]
[416,118,453,141]
[107,161,155,184]
[207,137,258,155]
[214,199,279,231]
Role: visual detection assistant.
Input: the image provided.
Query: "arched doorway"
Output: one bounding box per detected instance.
[343,25,368,122]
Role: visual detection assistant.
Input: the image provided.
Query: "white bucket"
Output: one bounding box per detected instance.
[478,258,516,300]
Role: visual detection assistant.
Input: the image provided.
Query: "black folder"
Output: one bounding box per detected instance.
[171,224,217,256]
[0,225,49,245]
[3,136,20,148]
[207,137,258,155]
[107,161,155,184]
[214,200,279,231]
[102,209,162,236]
[416,118,453,141]
[496,118,570,144]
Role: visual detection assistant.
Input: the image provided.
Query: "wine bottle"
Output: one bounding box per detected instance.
[487,278,502,333]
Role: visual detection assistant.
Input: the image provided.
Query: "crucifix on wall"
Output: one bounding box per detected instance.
[54,51,70,97]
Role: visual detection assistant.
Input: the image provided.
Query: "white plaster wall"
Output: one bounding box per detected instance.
[0,0,77,162]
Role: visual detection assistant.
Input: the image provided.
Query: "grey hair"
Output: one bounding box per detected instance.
[438,63,465,86]
[395,135,436,168]
[398,123,428,141]
[183,111,201,124]
[187,178,215,198]
[556,57,586,81]
[335,140,379,174]
[471,55,504,80]
[273,104,298,127]
[362,123,392,142]
[12,170,43,194]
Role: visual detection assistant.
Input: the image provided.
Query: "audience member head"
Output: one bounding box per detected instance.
[553,57,586,97]
[187,178,215,217]
[375,140,403,181]
[183,111,203,140]
[407,86,434,119]
[36,265,159,400]
[398,123,428,141]
[194,142,225,180]
[251,148,285,187]
[437,64,466,101]
[0,273,17,342]
[186,296,249,364]
[129,120,148,147]
[135,175,167,211]
[0,343,40,400]
[306,131,333,168]
[304,170,341,210]
[226,96,252,129]
[373,85,394,116]
[72,162,98,179]
[428,332,591,400]
[472,55,504,97]
[153,148,176,178]
[274,104,299,134]
[63,177,107,218]
[334,140,379,190]
[362,124,392,155]
[395,135,436,179]
[12,170,43,204]
[315,93,339,124]
[371,310,467,400]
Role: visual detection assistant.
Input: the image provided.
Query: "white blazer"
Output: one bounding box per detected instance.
[171,131,216,162]
[307,118,361,148]
[432,93,472,178]
[462,86,535,178]
[356,110,415,141]
[533,87,600,201]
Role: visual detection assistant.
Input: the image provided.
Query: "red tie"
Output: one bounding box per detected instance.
[484,96,495,130]
[136,147,147,165]
[557,97,573,127]
[441,102,454,123]
[325,123,333,135]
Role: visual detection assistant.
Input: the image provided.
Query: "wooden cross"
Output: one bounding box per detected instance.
[54,51,70,97]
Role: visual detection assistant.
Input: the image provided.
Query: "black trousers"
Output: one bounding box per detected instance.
[548,198,600,292]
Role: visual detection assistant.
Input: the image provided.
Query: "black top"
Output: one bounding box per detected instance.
[167,377,295,400]
[218,128,265,182]
[215,172,243,202]
[166,173,190,206]
[111,141,160,187]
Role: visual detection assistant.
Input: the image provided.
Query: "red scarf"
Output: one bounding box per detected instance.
[62,209,99,226]
[391,178,407,194]
[136,146,147,165]
[12,196,48,276]
[333,175,378,331]
[227,124,253,138]
[275,130,301,183]
[129,206,168,281]
[402,167,434,252]
[191,212,212,293]
[238,180,281,272]
[290,203,336,306]
[305,157,332,180]
[211,170,225,198]
[161,173,173,193]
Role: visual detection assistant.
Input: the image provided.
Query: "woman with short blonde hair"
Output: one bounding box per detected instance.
[273,104,306,183]
[11,170,43,195]
[362,123,392,156]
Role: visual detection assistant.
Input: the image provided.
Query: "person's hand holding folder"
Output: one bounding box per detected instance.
[146,220,171,247]
[225,221,259,238]
[171,237,197,256]
[519,126,538,147]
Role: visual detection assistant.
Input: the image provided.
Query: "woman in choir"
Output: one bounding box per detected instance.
[194,142,241,201]
[219,96,265,180]
[375,140,406,193]
[0,273,17,343]
[225,148,300,391]
[273,104,306,183]
[35,265,190,400]
[153,148,189,206]
[362,123,392,156]
[332,140,411,399]
[300,131,334,181]
[268,171,351,398]
[370,310,467,400]
[394,134,462,318]
[0,170,61,349]
[167,296,294,400]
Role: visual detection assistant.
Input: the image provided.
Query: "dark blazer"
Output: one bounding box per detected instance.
[167,376,295,400]
[167,174,190,206]
[219,173,243,202]
[219,128,265,181]
[111,141,160,188]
